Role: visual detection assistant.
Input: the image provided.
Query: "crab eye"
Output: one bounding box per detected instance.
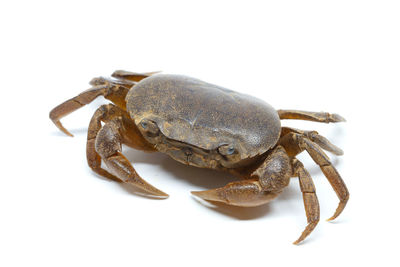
[139,119,159,134]
[218,145,236,156]
[140,121,148,129]
[227,147,235,155]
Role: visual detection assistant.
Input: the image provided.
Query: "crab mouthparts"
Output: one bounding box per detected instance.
[184,148,193,163]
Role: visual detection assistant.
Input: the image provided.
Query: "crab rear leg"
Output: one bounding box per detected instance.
[192,146,292,207]
[280,132,349,221]
[87,104,167,198]
[292,158,320,244]
[281,127,343,156]
[277,110,346,123]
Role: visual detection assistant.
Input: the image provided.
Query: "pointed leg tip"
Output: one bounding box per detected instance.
[326,209,343,221]
[293,222,319,245]
[111,70,126,77]
[112,70,161,78]
[144,71,162,76]
[292,231,310,245]
[332,113,346,122]
[330,147,344,156]
[60,127,74,137]
[292,235,305,245]
[328,200,348,222]
[326,215,337,222]
[53,120,74,137]
[111,70,138,78]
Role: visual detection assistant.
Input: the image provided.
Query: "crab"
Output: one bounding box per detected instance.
[50,70,349,244]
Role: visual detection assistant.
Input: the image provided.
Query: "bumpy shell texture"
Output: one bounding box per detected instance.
[126,74,281,159]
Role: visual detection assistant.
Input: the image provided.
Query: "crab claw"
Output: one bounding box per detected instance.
[101,152,169,198]
[129,179,169,199]
[192,180,280,207]
[191,189,222,203]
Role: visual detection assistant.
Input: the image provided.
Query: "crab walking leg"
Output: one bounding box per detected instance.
[300,137,348,221]
[277,110,346,123]
[87,104,167,197]
[292,158,320,245]
[192,146,292,207]
[281,133,349,221]
[49,82,131,137]
[49,85,108,136]
[49,71,153,137]
[111,70,160,82]
[280,127,343,156]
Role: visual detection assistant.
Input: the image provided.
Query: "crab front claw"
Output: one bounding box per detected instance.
[103,153,169,198]
[192,180,280,207]
[85,103,169,198]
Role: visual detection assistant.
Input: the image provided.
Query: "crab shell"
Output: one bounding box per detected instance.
[126,74,281,166]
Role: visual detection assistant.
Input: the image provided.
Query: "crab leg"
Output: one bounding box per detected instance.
[280,127,343,156]
[292,158,320,245]
[300,138,349,221]
[87,104,167,198]
[277,110,346,123]
[281,132,349,221]
[50,71,155,137]
[111,70,160,82]
[50,84,109,136]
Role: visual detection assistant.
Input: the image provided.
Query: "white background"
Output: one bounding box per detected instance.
[1,1,399,266]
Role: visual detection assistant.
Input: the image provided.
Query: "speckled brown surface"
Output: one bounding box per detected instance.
[127,74,281,159]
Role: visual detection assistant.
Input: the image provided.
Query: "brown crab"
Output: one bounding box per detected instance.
[50,70,349,244]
